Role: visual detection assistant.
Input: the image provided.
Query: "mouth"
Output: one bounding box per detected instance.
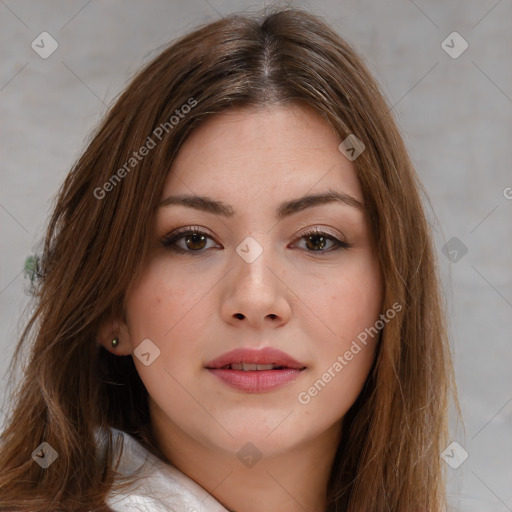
[204,347,307,371]
[204,347,307,393]
[214,363,304,371]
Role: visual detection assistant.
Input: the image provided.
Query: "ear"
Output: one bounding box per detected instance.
[96,314,133,356]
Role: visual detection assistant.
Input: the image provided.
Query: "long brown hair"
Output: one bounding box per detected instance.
[0,6,456,511]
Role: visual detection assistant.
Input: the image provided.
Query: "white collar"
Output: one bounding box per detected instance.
[98,426,230,512]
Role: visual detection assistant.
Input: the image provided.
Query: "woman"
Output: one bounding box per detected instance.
[0,6,456,511]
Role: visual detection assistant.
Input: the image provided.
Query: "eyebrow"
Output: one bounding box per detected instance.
[159,189,364,220]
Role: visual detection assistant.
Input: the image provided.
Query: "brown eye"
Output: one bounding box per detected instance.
[161,227,351,255]
[161,229,218,254]
[181,233,208,251]
[294,228,351,253]
[304,233,330,251]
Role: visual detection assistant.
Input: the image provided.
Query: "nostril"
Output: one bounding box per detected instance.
[234,313,245,319]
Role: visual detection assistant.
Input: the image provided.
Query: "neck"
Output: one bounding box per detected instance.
[151,413,341,512]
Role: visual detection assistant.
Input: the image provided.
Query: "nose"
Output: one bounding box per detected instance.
[220,240,291,330]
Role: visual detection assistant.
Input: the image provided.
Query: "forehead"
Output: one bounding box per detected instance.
[162,104,364,207]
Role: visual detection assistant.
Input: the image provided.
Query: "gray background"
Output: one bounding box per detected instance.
[1,1,511,510]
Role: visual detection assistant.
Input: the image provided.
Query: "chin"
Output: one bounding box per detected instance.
[201,411,309,450]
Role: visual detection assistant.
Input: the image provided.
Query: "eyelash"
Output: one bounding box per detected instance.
[160,226,352,255]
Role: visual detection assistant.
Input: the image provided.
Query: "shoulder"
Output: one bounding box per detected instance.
[96,426,229,512]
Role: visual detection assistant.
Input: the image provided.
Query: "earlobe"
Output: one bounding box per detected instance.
[96,316,132,355]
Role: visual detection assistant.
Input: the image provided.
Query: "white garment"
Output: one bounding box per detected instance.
[96,426,230,512]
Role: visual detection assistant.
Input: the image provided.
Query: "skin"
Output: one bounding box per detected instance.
[98,103,383,512]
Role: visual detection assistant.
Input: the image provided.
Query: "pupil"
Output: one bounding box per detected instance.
[186,234,206,250]
[306,235,325,251]
[184,234,327,251]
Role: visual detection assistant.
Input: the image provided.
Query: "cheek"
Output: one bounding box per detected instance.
[126,258,203,340]
[295,254,382,413]
[297,291,381,423]
[124,259,213,378]
[296,347,375,432]
[307,251,383,343]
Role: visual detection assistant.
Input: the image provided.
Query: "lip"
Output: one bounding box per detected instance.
[205,347,307,394]
[205,347,306,369]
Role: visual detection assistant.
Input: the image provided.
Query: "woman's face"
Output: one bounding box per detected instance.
[119,103,383,459]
